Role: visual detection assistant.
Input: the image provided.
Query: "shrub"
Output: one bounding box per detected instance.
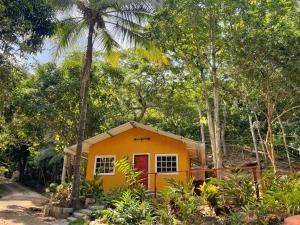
[262,172,300,216]
[101,190,153,225]
[81,176,103,200]
[156,178,203,225]
[48,183,72,207]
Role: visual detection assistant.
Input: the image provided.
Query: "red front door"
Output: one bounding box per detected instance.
[134,155,149,189]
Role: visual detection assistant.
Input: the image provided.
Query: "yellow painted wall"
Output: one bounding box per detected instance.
[86,127,190,192]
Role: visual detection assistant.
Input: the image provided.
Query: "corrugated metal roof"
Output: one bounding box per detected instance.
[64,121,205,163]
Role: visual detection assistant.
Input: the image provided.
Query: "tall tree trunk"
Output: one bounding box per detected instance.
[199,68,216,167]
[196,100,206,143]
[249,115,260,168]
[278,117,293,172]
[222,102,227,156]
[210,10,222,175]
[71,20,95,210]
[265,80,277,173]
[254,113,268,161]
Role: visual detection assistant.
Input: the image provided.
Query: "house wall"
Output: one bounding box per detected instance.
[86,127,190,192]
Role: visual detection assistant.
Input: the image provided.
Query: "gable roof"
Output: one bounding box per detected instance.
[64,121,205,164]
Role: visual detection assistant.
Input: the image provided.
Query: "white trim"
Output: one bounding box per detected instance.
[155,154,179,175]
[133,153,150,190]
[94,155,116,176]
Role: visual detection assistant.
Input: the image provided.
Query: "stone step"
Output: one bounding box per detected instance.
[67,216,77,222]
[79,208,93,215]
[89,205,105,211]
[73,212,86,218]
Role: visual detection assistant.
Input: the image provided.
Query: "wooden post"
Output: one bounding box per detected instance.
[257,167,265,193]
[154,173,157,198]
[249,115,261,168]
[61,154,68,183]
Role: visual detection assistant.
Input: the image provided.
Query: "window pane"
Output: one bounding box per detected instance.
[162,162,166,167]
[172,162,176,167]
[95,157,115,174]
[172,167,177,172]
[172,156,176,161]
[162,156,166,161]
[167,162,171,167]
[157,167,161,172]
[157,156,161,161]
[167,156,171,161]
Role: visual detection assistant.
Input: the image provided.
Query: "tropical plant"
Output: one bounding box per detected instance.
[262,172,300,216]
[156,178,202,225]
[49,0,155,209]
[52,183,72,207]
[115,156,141,188]
[101,190,153,225]
[80,176,103,200]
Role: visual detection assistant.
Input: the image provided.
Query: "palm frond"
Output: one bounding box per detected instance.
[111,23,145,48]
[54,19,87,58]
[108,0,154,24]
[95,28,120,53]
[47,0,76,10]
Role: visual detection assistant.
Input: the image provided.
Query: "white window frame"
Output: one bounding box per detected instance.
[94,155,116,176]
[155,154,178,175]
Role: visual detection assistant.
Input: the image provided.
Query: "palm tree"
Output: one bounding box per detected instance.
[50,0,155,209]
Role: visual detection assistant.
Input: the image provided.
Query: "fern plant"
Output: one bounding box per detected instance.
[115,156,141,189]
[101,190,153,225]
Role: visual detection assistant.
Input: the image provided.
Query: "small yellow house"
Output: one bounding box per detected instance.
[62,121,205,192]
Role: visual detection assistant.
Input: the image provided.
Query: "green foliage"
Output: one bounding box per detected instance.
[115,156,141,189]
[68,218,89,225]
[101,190,153,225]
[262,172,300,216]
[216,173,256,208]
[80,176,103,200]
[0,0,54,59]
[102,186,128,208]
[156,178,202,225]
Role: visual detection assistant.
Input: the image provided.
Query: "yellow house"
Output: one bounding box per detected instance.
[62,121,205,192]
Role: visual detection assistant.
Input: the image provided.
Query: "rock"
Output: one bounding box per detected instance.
[89,221,97,225]
[62,207,73,215]
[73,211,86,218]
[42,216,56,222]
[89,205,105,211]
[51,219,69,225]
[67,216,77,222]
[89,220,108,225]
[85,197,96,207]
[79,209,93,215]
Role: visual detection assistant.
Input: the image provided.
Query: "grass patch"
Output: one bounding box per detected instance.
[68,218,89,225]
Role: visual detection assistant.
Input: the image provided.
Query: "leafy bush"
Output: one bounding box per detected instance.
[101,190,153,225]
[262,172,300,216]
[81,176,103,200]
[156,178,203,225]
[51,183,72,207]
[205,173,256,212]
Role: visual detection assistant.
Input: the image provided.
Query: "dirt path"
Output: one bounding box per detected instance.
[0,179,59,225]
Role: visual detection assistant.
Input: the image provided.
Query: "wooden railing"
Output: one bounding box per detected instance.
[145,165,265,198]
